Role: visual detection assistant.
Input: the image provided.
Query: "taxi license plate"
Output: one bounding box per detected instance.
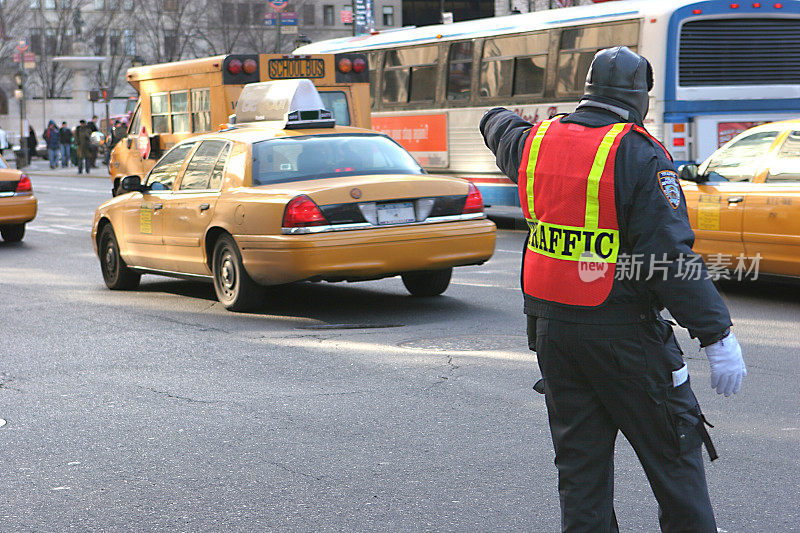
[377,202,416,225]
[268,58,325,79]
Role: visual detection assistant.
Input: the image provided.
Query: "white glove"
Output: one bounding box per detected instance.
[704,331,746,397]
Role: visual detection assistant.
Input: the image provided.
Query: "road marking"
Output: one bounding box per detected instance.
[452,281,517,290]
[26,226,65,234]
[34,184,107,194]
[496,248,523,253]
[267,336,533,362]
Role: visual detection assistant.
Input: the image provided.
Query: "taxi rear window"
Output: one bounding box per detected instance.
[251,134,423,186]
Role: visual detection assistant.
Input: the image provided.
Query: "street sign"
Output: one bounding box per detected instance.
[281,25,298,34]
[16,38,29,52]
[280,11,297,25]
[268,0,287,12]
[264,12,276,25]
[23,52,35,70]
[341,9,353,23]
[13,51,21,63]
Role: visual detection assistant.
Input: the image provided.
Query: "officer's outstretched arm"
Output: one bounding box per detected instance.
[623,151,732,347]
[479,108,533,184]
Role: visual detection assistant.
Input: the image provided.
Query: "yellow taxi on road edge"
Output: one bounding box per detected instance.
[680,119,800,279]
[91,80,496,310]
[0,157,37,243]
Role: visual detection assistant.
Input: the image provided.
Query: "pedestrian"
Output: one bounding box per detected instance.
[75,119,92,175]
[88,115,99,168]
[480,46,746,532]
[43,120,60,169]
[0,126,8,158]
[58,121,73,167]
[27,125,37,163]
[104,120,125,166]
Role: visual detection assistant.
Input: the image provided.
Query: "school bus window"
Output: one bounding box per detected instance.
[128,103,141,135]
[367,50,379,107]
[556,22,638,97]
[447,41,473,101]
[319,91,350,126]
[382,45,438,103]
[180,140,227,190]
[170,90,191,134]
[151,92,170,134]
[191,88,211,133]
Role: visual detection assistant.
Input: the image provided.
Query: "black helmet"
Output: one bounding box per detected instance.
[581,46,653,124]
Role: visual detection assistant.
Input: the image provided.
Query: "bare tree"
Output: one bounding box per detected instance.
[86,4,131,101]
[132,0,199,63]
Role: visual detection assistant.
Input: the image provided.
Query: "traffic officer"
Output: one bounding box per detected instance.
[480,46,747,532]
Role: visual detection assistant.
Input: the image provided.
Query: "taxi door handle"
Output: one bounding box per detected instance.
[153,203,163,211]
[199,203,210,212]
[727,196,744,204]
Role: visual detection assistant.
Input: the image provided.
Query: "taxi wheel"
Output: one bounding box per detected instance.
[402,268,453,297]
[99,225,141,290]
[0,223,25,242]
[212,234,260,311]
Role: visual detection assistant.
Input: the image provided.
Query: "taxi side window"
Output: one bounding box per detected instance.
[209,144,231,190]
[146,142,195,191]
[704,130,779,182]
[179,140,227,190]
[766,131,800,182]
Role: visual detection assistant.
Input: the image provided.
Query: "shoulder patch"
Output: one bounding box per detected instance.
[658,170,681,209]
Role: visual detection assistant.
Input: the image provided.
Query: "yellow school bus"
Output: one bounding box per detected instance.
[109,53,370,195]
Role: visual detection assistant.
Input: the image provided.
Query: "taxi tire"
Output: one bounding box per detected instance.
[212,234,260,311]
[99,225,141,290]
[402,267,453,297]
[0,223,25,242]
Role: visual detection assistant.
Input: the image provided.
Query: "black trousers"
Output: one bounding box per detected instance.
[529,316,717,533]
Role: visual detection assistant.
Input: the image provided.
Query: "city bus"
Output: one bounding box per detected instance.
[109,53,369,195]
[294,0,800,207]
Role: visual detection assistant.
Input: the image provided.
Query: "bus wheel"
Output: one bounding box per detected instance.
[212,234,260,311]
[402,268,452,297]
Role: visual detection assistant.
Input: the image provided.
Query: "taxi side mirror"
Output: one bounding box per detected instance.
[120,175,146,192]
[678,164,707,183]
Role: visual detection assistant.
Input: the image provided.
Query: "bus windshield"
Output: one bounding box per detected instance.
[252,134,423,185]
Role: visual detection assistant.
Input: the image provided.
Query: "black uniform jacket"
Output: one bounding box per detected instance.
[480,106,732,347]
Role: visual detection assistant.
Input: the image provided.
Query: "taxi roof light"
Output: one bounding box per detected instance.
[282,195,328,228]
[15,174,31,193]
[463,183,484,214]
[235,79,335,129]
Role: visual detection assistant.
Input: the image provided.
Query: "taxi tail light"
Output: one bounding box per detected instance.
[462,183,484,214]
[15,174,32,193]
[282,195,328,228]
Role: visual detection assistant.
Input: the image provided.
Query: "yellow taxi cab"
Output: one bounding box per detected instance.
[679,119,800,278]
[91,80,496,310]
[0,157,37,243]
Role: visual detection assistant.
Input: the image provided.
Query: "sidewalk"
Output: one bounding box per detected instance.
[21,158,109,179]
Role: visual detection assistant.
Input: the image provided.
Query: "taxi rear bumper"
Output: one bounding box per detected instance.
[235,218,496,285]
[0,193,37,225]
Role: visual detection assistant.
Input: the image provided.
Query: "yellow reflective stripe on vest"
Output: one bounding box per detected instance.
[524,119,554,223]
[584,123,627,230]
[527,219,619,263]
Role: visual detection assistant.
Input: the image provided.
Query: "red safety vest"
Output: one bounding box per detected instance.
[517,117,633,307]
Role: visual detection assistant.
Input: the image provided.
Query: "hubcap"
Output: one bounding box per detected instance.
[217,249,237,299]
[104,241,117,274]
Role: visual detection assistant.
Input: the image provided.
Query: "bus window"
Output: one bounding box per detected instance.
[480,32,549,98]
[447,42,473,101]
[382,46,438,104]
[367,51,380,107]
[191,88,211,133]
[171,90,191,134]
[556,22,638,97]
[319,91,351,126]
[128,103,141,135]
[151,92,170,134]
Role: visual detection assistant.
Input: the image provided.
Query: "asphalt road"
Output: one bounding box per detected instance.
[1,169,798,532]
